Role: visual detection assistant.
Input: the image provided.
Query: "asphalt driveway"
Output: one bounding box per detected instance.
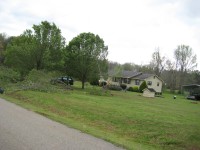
[0,98,124,150]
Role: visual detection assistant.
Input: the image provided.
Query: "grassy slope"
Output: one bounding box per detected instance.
[1,85,200,150]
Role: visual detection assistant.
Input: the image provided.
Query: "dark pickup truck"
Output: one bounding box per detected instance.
[58,76,74,85]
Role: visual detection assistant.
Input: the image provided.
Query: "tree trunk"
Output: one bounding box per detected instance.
[81,80,85,89]
[170,70,176,93]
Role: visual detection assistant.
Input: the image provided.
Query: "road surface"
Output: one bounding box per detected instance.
[0,98,124,150]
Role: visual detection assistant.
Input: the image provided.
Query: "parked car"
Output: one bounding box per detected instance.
[187,94,200,100]
[58,76,74,85]
[187,95,196,100]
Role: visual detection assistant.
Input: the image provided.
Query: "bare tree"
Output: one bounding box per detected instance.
[150,47,166,77]
[165,59,177,93]
[174,45,197,91]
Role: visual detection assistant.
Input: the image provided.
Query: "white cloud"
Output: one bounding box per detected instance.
[0,0,199,69]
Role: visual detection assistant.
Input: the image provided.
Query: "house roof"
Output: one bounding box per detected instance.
[134,73,154,80]
[108,70,164,82]
[143,88,156,92]
[182,84,200,89]
[122,71,142,78]
[108,70,142,78]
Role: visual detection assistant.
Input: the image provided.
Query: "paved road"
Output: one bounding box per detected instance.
[0,98,124,150]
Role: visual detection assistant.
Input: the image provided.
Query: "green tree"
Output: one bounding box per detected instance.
[65,32,108,89]
[122,63,135,71]
[5,30,36,75]
[33,21,65,70]
[174,45,197,91]
[0,33,11,64]
[5,21,65,75]
[139,81,147,93]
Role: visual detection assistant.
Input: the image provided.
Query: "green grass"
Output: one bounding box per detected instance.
[1,83,200,150]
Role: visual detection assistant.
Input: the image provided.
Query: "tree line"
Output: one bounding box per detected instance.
[0,21,108,89]
[0,20,199,91]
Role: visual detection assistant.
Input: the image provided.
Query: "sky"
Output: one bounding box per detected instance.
[0,0,200,70]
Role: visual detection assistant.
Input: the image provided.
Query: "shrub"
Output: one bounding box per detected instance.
[120,84,127,90]
[127,87,134,92]
[89,76,99,86]
[132,86,139,92]
[21,69,62,92]
[127,86,139,92]
[0,66,20,84]
[107,84,122,91]
[139,81,147,93]
[99,81,107,87]
[90,79,99,86]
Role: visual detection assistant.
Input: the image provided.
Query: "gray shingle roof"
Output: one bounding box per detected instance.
[134,73,154,80]
[108,71,163,82]
[122,71,142,78]
[108,70,142,78]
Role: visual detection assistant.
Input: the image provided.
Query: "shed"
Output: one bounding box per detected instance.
[143,88,156,98]
[182,84,200,100]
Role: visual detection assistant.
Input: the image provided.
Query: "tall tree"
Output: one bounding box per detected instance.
[65,32,108,89]
[174,45,197,91]
[165,59,178,92]
[5,30,36,75]
[0,33,11,64]
[33,21,65,70]
[193,70,200,84]
[5,21,65,75]
[122,63,135,71]
[150,48,165,77]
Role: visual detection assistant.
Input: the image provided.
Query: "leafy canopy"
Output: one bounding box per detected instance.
[65,32,108,89]
[5,21,65,76]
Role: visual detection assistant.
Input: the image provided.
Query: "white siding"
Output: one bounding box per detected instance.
[107,75,163,93]
[145,76,163,93]
[143,90,155,97]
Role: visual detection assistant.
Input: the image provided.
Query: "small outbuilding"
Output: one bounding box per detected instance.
[143,88,156,98]
[182,84,200,100]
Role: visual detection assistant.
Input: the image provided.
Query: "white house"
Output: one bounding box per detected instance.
[107,71,164,94]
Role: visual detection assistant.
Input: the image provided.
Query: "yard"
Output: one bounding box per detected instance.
[1,83,200,150]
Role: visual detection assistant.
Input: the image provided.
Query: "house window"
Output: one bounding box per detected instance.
[123,78,131,84]
[157,82,159,86]
[112,77,119,82]
[135,80,140,85]
[127,79,131,84]
[147,81,152,86]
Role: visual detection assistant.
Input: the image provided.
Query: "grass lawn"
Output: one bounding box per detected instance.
[1,83,200,150]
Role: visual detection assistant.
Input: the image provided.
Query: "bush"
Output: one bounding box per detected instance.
[107,85,122,91]
[99,81,107,87]
[127,87,134,92]
[139,81,147,93]
[120,84,127,90]
[133,86,139,92]
[0,66,20,85]
[21,69,62,92]
[90,79,99,86]
[127,86,139,92]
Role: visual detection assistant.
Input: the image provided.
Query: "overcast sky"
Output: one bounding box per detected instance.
[0,0,200,69]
